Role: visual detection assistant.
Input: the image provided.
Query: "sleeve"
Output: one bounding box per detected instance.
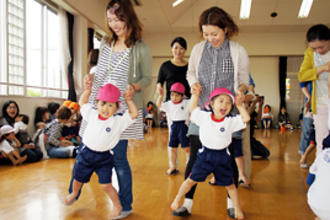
[136,43,152,89]
[309,154,321,175]
[160,102,169,113]
[190,107,204,126]
[46,123,62,146]
[237,45,250,88]
[186,44,200,87]
[117,111,135,133]
[80,104,93,121]
[298,48,318,82]
[229,115,246,133]
[157,63,166,84]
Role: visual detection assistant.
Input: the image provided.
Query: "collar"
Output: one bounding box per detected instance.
[211,113,225,122]
[98,115,109,120]
[173,100,183,104]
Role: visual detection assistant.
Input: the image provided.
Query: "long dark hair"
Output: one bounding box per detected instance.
[1,100,20,126]
[106,0,143,47]
[199,7,238,39]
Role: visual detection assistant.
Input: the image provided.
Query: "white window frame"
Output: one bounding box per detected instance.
[0,0,68,98]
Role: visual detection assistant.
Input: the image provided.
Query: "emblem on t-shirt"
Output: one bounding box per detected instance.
[106,127,111,133]
[323,153,330,163]
[181,106,184,110]
[220,127,225,132]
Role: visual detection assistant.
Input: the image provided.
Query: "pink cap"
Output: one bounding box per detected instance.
[170,82,185,95]
[97,83,121,103]
[204,87,235,108]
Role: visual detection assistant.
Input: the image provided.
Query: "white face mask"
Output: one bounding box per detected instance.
[65,123,72,127]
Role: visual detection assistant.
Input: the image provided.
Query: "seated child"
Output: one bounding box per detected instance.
[307,135,330,220]
[278,106,293,130]
[64,83,138,219]
[170,87,250,220]
[261,105,273,129]
[0,125,27,165]
[43,106,76,158]
[156,82,190,175]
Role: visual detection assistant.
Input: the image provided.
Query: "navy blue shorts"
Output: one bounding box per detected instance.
[189,147,233,186]
[230,138,243,158]
[169,121,189,148]
[73,144,113,184]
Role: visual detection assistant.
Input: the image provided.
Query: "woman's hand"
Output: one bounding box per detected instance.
[124,84,136,101]
[235,92,245,107]
[84,74,94,90]
[191,82,202,95]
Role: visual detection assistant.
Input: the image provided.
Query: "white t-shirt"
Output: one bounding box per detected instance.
[160,99,190,122]
[0,139,14,154]
[190,107,246,150]
[81,104,135,152]
[308,148,330,210]
[315,51,330,106]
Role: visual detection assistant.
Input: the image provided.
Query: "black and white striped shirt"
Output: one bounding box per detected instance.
[80,43,144,140]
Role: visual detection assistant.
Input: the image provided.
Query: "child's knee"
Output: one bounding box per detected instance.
[101,183,113,191]
[225,183,236,190]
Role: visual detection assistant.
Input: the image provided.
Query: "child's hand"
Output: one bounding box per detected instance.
[235,92,245,106]
[124,84,135,101]
[84,74,94,91]
[191,82,202,95]
[60,139,73,146]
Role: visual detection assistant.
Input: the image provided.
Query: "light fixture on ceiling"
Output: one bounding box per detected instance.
[298,0,314,18]
[240,0,252,20]
[172,0,184,7]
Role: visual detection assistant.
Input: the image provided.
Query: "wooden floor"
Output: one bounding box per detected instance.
[0,128,315,220]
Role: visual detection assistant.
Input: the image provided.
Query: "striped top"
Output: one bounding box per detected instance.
[79,43,144,140]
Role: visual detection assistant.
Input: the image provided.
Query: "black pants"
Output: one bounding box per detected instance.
[184,135,239,200]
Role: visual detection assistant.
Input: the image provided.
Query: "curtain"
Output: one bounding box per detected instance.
[279,56,287,109]
[88,28,94,53]
[67,12,76,101]
[58,8,71,99]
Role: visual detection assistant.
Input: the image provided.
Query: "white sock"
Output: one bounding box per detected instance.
[183,198,193,213]
[227,197,233,209]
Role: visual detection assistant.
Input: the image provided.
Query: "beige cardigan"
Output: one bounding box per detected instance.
[187,40,250,91]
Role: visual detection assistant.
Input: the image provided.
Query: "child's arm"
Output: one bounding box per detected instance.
[79,89,91,107]
[189,87,201,113]
[156,93,164,109]
[235,93,250,123]
[124,85,138,119]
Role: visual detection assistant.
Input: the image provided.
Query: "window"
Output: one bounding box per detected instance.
[0,0,68,98]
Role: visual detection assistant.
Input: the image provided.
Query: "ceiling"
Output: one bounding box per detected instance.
[127,0,330,34]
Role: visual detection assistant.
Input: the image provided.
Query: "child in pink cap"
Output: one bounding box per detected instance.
[171,87,250,220]
[64,83,138,219]
[156,82,190,175]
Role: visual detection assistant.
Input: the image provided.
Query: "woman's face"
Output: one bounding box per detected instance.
[202,25,227,49]
[171,42,186,60]
[308,40,330,55]
[6,103,18,119]
[107,9,127,39]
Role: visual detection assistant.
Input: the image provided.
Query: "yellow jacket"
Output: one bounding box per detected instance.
[298,47,318,114]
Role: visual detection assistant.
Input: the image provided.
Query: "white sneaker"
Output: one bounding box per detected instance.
[112,210,132,219]
[300,163,309,168]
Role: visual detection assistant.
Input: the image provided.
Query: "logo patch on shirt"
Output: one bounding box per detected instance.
[181,106,184,110]
[106,127,111,133]
[220,127,225,132]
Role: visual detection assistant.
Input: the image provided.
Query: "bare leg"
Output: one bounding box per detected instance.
[101,183,122,219]
[300,143,316,165]
[236,156,250,186]
[226,184,244,219]
[171,178,196,210]
[12,150,27,165]
[183,147,190,165]
[65,179,83,205]
[7,152,19,166]
[167,147,177,174]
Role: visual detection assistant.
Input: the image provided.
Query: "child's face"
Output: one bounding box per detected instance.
[97,100,118,118]
[170,92,183,103]
[210,94,232,118]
